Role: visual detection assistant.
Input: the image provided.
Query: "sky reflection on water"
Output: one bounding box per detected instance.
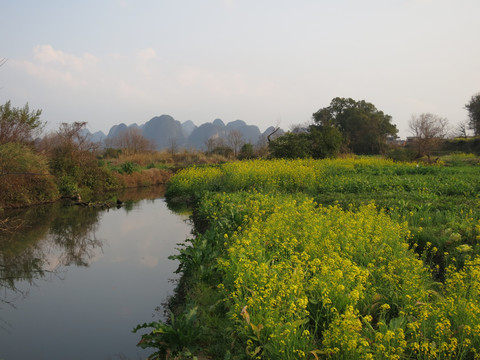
[0,193,191,360]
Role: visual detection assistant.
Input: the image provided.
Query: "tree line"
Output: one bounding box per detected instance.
[269,94,480,160]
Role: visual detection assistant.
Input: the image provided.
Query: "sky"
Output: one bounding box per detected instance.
[1,0,479,139]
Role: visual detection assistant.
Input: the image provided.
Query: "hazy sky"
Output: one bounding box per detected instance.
[2,0,479,138]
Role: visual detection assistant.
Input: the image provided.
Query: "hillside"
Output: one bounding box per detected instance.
[87,115,282,150]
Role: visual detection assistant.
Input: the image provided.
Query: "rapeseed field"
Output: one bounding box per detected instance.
[137,158,480,359]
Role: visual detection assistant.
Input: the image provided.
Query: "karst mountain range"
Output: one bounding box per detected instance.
[86,115,282,150]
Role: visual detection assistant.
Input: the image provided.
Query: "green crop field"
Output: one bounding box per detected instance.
[136,157,480,359]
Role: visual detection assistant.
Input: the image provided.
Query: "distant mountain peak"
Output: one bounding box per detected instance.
[103,114,283,151]
[212,118,225,127]
[226,119,247,128]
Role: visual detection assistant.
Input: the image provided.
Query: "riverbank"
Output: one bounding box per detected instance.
[0,145,231,210]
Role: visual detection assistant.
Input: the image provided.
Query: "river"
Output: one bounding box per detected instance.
[0,187,191,360]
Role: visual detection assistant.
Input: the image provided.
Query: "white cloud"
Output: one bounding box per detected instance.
[136,47,156,61]
[33,44,97,70]
[12,45,99,88]
[14,58,86,87]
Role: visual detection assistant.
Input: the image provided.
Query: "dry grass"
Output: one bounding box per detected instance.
[113,168,172,188]
[106,151,173,167]
[106,150,230,167]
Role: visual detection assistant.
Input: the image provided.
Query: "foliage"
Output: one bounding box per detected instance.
[42,122,120,197]
[209,145,233,158]
[309,124,343,159]
[465,93,480,136]
[58,175,78,196]
[239,143,255,160]
[133,306,202,360]
[103,147,122,158]
[0,142,58,208]
[386,147,417,162]
[0,101,44,145]
[313,97,398,154]
[268,132,312,159]
[120,161,137,174]
[153,158,480,359]
[268,126,342,160]
[441,137,480,156]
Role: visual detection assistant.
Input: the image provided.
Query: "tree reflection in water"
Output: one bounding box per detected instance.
[0,201,104,307]
[0,185,168,308]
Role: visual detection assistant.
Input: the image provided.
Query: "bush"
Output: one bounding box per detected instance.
[58,175,78,197]
[0,142,58,208]
[120,161,136,174]
[103,147,122,158]
[387,147,417,162]
[238,143,255,160]
[269,132,312,159]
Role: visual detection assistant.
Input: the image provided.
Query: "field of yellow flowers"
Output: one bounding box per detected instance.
[136,157,480,359]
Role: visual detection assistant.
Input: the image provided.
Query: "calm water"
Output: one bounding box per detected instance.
[0,188,191,360]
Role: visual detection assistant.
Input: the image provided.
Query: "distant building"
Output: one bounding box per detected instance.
[386,136,406,146]
[406,136,418,145]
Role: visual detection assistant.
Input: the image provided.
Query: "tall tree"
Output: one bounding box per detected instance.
[465,93,480,136]
[313,97,397,154]
[0,101,44,144]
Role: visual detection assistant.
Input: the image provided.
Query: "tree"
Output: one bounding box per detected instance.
[104,128,154,155]
[313,97,397,154]
[40,122,118,195]
[238,143,255,160]
[309,124,343,159]
[408,113,449,161]
[268,132,312,159]
[205,137,218,154]
[266,126,282,144]
[268,125,342,160]
[465,93,480,136]
[455,119,470,139]
[227,130,245,158]
[0,101,44,144]
[204,136,233,157]
[168,137,179,156]
[44,122,97,177]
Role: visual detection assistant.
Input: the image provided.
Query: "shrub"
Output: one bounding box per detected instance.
[120,161,136,174]
[387,147,417,162]
[0,142,58,207]
[58,175,78,197]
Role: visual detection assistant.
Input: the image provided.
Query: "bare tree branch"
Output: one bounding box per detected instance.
[409,113,449,161]
[267,127,281,144]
